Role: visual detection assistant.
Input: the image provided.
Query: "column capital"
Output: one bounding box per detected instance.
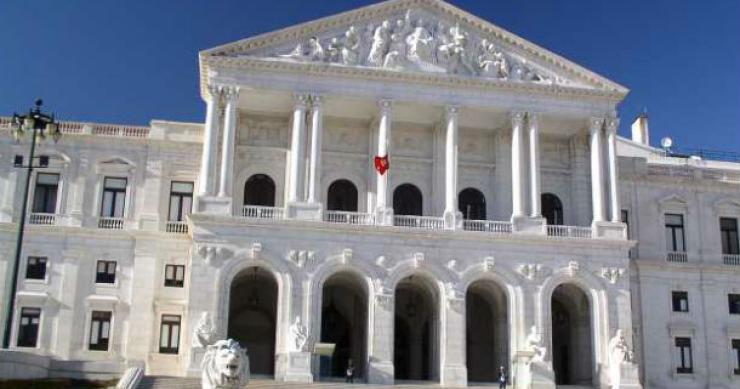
[378,99,393,113]
[445,105,460,120]
[206,83,222,101]
[222,86,240,103]
[527,112,539,128]
[293,93,309,108]
[309,94,323,110]
[510,111,526,126]
[589,117,605,133]
[605,116,620,133]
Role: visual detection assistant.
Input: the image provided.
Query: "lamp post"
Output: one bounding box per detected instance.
[2,99,61,349]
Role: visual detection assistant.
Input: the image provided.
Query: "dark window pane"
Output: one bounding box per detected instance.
[327,179,358,212]
[729,294,740,315]
[164,265,185,288]
[25,257,47,280]
[459,188,486,220]
[393,184,423,216]
[542,193,564,225]
[17,307,41,348]
[95,261,116,284]
[159,315,181,354]
[672,291,689,312]
[244,174,276,207]
[89,311,112,351]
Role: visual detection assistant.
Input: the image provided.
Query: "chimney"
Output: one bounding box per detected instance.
[631,111,650,146]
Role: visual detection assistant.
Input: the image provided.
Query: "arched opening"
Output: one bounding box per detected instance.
[228,267,277,376]
[394,275,439,382]
[458,188,486,220]
[319,272,368,380]
[542,193,564,225]
[393,184,423,216]
[327,179,358,212]
[466,280,509,383]
[244,174,276,206]
[551,283,593,385]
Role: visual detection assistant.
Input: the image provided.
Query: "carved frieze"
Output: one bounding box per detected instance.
[601,267,626,284]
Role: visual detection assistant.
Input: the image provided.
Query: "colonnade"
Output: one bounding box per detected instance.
[196,86,622,226]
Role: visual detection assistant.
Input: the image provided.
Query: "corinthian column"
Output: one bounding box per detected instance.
[287,94,308,203]
[306,95,323,204]
[444,105,460,229]
[590,117,606,223]
[528,113,541,218]
[511,111,526,219]
[217,86,240,197]
[197,84,221,196]
[606,117,621,222]
[375,100,393,219]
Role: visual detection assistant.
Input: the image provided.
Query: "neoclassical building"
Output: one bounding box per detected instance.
[0,0,739,388]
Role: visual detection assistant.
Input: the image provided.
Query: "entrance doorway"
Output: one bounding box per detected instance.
[319,272,368,380]
[551,283,593,385]
[466,280,509,383]
[227,267,277,376]
[394,275,439,381]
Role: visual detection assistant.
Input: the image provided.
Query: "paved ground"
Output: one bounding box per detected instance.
[138,376,592,388]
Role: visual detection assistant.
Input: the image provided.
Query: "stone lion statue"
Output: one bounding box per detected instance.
[201,339,249,389]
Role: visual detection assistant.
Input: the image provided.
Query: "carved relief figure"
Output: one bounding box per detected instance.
[608,329,633,388]
[306,37,324,62]
[201,339,250,389]
[406,17,435,65]
[525,325,547,363]
[193,311,216,348]
[478,39,508,79]
[383,14,411,69]
[289,316,308,352]
[367,20,391,66]
[326,37,342,63]
[437,24,475,75]
[341,26,360,65]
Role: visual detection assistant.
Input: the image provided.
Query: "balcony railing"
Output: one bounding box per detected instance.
[165,221,188,234]
[723,254,740,266]
[547,225,593,239]
[666,251,688,263]
[98,217,124,230]
[324,210,375,225]
[240,205,284,220]
[393,215,444,230]
[462,219,513,234]
[28,213,57,226]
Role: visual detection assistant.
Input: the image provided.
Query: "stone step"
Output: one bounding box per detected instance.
[138,376,501,388]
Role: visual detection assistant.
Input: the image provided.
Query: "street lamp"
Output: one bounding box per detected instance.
[2,99,61,349]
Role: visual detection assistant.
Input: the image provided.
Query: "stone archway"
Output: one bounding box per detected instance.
[227,267,278,376]
[319,271,368,380]
[394,274,439,382]
[465,279,509,383]
[551,283,593,385]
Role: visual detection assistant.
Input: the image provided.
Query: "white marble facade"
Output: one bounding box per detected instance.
[0,1,738,388]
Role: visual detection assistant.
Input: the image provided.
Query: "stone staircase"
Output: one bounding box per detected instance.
[136,376,509,388]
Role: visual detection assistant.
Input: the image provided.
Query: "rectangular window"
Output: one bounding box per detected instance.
[168,181,194,222]
[95,260,117,284]
[100,177,127,218]
[665,213,686,252]
[675,337,693,374]
[621,209,630,238]
[88,311,112,351]
[729,294,740,315]
[721,217,740,255]
[164,265,185,288]
[32,173,59,214]
[672,291,689,312]
[159,315,181,354]
[25,256,47,280]
[17,307,41,348]
[733,339,740,375]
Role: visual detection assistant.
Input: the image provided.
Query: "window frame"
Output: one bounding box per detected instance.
[164,265,185,288]
[721,217,740,255]
[31,172,60,214]
[729,294,740,315]
[159,315,181,354]
[88,311,112,351]
[100,177,128,218]
[732,339,740,376]
[95,260,117,284]
[675,337,693,374]
[25,256,48,281]
[665,213,687,252]
[672,291,690,313]
[167,181,194,222]
[16,307,42,348]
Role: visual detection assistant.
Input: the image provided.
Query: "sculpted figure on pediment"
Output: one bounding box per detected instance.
[478,39,508,79]
[383,13,412,69]
[281,37,324,62]
[367,20,392,67]
[340,26,360,65]
[406,17,435,65]
[437,24,476,75]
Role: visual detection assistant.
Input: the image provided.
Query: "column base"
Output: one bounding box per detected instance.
[276,351,313,383]
[601,362,642,389]
[286,202,322,221]
[367,359,394,385]
[195,195,232,215]
[592,221,627,239]
[511,215,546,235]
[443,210,463,230]
[514,351,555,389]
[440,364,467,387]
[374,207,394,226]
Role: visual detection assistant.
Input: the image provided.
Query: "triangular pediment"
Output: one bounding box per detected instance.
[201,0,627,95]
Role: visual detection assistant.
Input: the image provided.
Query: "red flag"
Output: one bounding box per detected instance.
[374,155,389,175]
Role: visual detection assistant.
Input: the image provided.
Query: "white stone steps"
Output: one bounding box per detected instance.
[138,376,486,388]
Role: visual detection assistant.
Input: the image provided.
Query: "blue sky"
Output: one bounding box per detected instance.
[1,0,738,151]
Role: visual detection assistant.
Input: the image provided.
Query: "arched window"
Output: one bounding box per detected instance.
[393,184,423,216]
[327,179,358,212]
[244,174,275,206]
[542,193,563,225]
[458,188,486,220]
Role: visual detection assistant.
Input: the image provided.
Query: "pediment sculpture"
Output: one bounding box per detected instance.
[268,9,567,86]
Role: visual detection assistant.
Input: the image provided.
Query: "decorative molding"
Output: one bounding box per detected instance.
[601,267,625,284]
[519,263,542,280]
[566,260,580,277]
[375,294,394,311]
[287,249,315,268]
[482,256,495,272]
[197,244,233,265]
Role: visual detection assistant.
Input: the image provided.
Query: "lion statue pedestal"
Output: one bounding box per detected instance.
[201,339,250,389]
